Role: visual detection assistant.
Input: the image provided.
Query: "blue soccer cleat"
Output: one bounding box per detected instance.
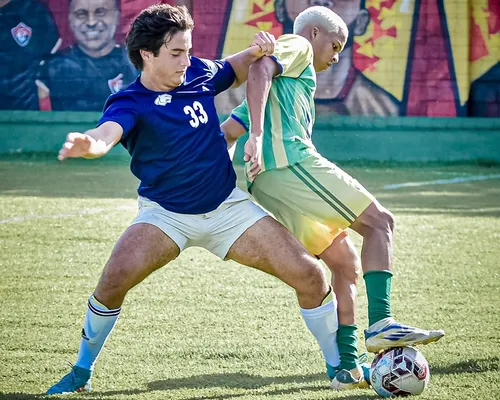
[361,361,371,383]
[330,353,371,390]
[46,365,92,395]
[358,352,371,383]
[326,363,340,380]
[331,365,370,390]
[365,318,445,353]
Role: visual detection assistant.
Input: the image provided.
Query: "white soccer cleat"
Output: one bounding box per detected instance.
[365,318,445,353]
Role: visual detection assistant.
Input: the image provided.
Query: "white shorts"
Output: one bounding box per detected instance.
[131,187,268,259]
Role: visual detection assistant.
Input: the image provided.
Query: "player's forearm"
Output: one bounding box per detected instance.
[84,123,123,158]
[81,131,112,159]
[226,46,263,87]
[247,60,273,137]
[221,117,247,150]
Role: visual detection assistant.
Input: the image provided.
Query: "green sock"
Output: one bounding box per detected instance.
[364,270,393,327]
[337,324,359,371]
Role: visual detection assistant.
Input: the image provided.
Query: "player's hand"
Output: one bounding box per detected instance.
[251,31,276,57]
[58,132,94,161]
[244,133,263,181]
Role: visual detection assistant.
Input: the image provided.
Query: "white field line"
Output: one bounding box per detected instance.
[0,205,135,224]
[3,174,499,223]
[383,174,500,190]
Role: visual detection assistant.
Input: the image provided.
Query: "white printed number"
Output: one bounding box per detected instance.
[184,101,209,128]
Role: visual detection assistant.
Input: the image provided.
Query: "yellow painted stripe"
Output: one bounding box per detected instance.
[269,90,288,167]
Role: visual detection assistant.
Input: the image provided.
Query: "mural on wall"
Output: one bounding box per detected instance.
[38,0,137,111]
[467,0,500,117]
[0,0,60,110]
[209,0,500,117]
[0,0,498,116]
[0,0,175,111]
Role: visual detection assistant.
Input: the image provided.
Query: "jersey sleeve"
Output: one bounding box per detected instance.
[98,92,139,140]
[270,35,313,78]
[230,100,250,132]
[203,59,236,95]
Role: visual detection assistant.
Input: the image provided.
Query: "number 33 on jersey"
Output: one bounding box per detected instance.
[184,101,208,128]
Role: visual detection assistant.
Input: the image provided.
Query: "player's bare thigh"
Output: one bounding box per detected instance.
[226,216,328,309]
[94,223,180,308]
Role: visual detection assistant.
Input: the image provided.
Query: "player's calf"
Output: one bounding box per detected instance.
[227,216,341,371]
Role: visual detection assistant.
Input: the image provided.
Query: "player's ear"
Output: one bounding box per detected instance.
[311,26,320,39]
[140,49,153,64]
[353,9,370,36]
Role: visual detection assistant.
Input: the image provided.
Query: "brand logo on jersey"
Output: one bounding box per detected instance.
[11,22,32,47]
[108,73,124,94]
[202,86,210,92]
[154,94,172,106]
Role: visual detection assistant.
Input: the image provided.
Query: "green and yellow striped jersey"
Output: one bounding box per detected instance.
[231,34,319,172]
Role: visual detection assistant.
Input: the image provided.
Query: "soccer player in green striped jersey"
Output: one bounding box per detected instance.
[221,5,445,391]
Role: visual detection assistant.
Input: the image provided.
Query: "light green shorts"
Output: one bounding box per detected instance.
[249,155,374,256]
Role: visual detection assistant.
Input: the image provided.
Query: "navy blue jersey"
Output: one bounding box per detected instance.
[98,56,237,214]
[42,45,138,111]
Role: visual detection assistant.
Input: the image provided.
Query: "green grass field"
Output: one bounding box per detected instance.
[1,155,499,400]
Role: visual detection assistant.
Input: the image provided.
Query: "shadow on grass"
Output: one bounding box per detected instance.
[180,387,379,400]
[0,372,374,399]
[0,395,48,400]
[180,386,379,400]
[147,372,325,391]
[431,357,500,375]
[75,372,376,399]
[1,358,498,399]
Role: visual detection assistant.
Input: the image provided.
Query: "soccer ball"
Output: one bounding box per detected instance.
[370,346,430,397]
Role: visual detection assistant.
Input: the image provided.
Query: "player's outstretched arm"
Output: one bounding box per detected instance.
[244,56,280,180]
[225,31,276,88]
[58,121,123,161]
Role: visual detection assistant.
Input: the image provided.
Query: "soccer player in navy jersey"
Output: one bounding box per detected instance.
[46,4,344,395]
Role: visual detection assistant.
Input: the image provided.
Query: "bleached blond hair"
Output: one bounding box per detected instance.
[293,6,348,38]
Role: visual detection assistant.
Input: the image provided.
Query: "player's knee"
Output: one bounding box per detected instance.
[323,237,361,284]
[357,203,395,236]
[294,255,329,297]
[386,209,395,233]
[96,262,134,301]
[376,207,395,236]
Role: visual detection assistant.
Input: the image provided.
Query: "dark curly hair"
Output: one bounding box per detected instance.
[125,4,194,70]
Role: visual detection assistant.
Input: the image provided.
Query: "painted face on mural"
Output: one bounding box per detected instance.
[69,0,119,56]
[277,0,370,46]
[285,0,361,26]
